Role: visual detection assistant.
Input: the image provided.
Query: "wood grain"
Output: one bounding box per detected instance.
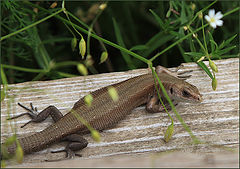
[1,58,239,167]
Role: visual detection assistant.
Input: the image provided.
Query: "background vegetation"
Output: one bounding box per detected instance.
[1,1,239,165]
[1,0,239,84]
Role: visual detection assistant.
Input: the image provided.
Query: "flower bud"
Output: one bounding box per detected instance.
[198,11,203,19]
[191,3,196,11]
[4,135,16,146]
[79,37,86,59]
[50,2,57,9]
[99,3,107,10]
[1,90,5,101]
[212,77,217,91]
[71,37,77,51]
[209,59,218,72]
[108,86,119,102]
[192,33,197,38]
[77,64,88,76]
[85,54,94,66]
[99,51,108,64]
[91,130,101,142]
[164,123,174,143]
[84,94,93,107]
[1,160,6,168]
[15,142,24,163]
[197,56,205,62]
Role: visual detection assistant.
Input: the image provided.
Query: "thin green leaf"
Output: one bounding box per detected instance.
[171,0,179,11]
[164,123,174,143]
[177,44,192,62]
[217,54,239,59]
[1,66,8,85]
[112,17,136,69]
[218,34,237,50]
[1,67,8,101]
[180,1,187,25]
[129,45,148,51]
[215,46,236,56]
[189,35,196,52]
[169,30,182,38]
[208,32,217,53]
[197,61,214,79]
[15,140,24,163]
[185,52,205,58]
[149,9,166,31]
[209,39,218,53]
[210,53,221,60]
[142,32,174,57]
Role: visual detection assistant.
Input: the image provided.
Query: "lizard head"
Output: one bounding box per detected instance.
[165,80,203,103]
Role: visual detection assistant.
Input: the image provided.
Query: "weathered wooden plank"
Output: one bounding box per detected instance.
[1,58,239,167]
[8,151,239,168]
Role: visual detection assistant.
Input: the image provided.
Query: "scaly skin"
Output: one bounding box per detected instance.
[2,66,202,157]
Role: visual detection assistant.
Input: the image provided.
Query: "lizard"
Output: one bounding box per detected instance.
[1,65,202,160]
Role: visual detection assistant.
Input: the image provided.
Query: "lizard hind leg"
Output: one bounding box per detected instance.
[155,65,193,80]
[46,134,88,161]
[8,103,63,128]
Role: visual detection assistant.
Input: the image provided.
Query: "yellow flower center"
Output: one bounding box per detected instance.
[210,17,215,23]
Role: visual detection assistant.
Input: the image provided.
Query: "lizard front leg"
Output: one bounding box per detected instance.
[8,103,88,160]
[146,94,177,113]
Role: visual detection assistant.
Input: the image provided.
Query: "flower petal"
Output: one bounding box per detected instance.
[204,15,210,22]
[216,19,223,26]
[209,9,215,17]
[215,11,223,19]
[210,22,217,29]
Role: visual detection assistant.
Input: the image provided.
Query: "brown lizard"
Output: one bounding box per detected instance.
[1,66,202,160]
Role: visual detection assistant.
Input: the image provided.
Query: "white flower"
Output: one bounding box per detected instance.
[204,9,223,29]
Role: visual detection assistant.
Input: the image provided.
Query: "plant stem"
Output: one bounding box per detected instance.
[150,24,208,62]
[0,8,64,41]
[23,1,149,64]
[1,64,46,73]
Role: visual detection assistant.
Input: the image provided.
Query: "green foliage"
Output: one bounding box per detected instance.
[1,1,239,84]
[112,17,136,69]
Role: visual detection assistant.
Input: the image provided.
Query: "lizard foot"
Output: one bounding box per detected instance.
[45,134,88,161]
[45,148,82,162]
[7,103,39,128]
[8,103,64,128]
[176,64,193,79]
[156,65,193,80]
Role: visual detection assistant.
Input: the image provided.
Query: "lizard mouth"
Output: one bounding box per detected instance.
[173,94,203,103]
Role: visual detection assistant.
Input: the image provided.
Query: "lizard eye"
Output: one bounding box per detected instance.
[182,90,190,97]
[170,87,173,94]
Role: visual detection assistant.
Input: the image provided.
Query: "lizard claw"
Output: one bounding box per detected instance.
[18,103,39,118]
[47,148,82,162]
[176,65,193,80]
[7,103,39,128]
